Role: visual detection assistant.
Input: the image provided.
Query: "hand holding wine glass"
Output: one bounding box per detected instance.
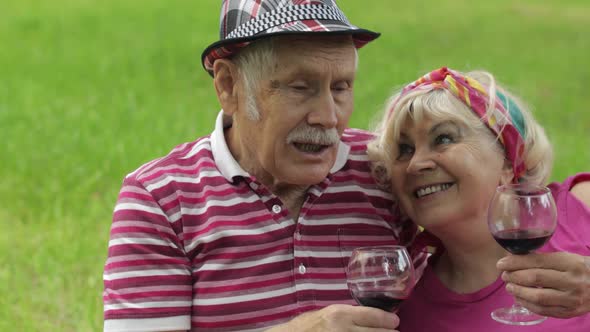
[488,183,557,325]
[346,245,415,313]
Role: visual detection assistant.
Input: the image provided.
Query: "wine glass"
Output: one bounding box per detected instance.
[487,183,557,325]
[345,245,415,313]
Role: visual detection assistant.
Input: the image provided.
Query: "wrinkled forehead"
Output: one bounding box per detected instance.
[270,36,358,78]
[275,35,356,61]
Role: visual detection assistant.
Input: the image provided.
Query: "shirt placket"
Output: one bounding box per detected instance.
[292,177,331,309]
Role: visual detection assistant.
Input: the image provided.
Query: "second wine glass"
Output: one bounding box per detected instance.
[346,245,415,313]
[488,183,557,325]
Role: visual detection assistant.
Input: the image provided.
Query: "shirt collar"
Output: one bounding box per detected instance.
[210,110,351,182]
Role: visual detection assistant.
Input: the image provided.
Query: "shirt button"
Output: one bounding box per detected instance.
[295,231,302,240]
[298,263,307,275]
[272,204,282,214]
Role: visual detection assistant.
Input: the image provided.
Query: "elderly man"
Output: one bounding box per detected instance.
[103,1,413,331]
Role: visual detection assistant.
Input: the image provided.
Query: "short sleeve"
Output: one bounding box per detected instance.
[103,176,192,332]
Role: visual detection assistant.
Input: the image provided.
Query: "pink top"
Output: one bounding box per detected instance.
[398,173,590,331]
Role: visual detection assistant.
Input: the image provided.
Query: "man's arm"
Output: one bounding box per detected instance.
[264,304,399,332]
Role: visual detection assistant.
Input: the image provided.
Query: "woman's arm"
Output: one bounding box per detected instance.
[571,181,590,207]
[496,179,590,318]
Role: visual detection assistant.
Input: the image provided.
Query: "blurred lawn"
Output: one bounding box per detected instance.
[1,0,589,330]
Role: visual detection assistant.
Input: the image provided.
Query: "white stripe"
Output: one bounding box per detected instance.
[193,282,347,306]
[295,250,341,258]
[180,137,210,160]
[138,161,210,181]
[105,284,191,295]
[104,268,189,281]
[104,300,191,311]
[104,316,190,332]
[193,287,294,305]
[198,254,293,271]
[108,237,170,248]
[297,282,348,291]
[299,216,387,226]
[185,223,285,252]
[144,172,204,191]
[114,203,166,217]
[172,194,261,221]
[325,185,389,197]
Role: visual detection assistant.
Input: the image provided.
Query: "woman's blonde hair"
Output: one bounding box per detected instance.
[367,69,554,190]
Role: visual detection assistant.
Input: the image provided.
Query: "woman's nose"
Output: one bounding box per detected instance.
[406,149,437,174]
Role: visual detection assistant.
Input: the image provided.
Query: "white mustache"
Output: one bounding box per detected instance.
[286,125,340,145]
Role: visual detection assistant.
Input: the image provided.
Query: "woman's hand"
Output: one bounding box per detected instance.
[498,252,590,318]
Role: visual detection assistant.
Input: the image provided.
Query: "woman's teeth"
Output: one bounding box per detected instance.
[416,183,452,198]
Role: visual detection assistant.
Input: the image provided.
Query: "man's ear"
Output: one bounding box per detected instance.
[213,59,240,116]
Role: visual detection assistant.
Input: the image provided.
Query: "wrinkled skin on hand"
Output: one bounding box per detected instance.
[265,304,400,332]
[498,252,590,318]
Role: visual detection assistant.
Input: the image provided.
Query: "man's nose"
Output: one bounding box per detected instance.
[307,89,338,128]
[406,148,437,174]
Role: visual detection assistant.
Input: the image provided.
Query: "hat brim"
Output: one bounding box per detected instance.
[201,28,380,77]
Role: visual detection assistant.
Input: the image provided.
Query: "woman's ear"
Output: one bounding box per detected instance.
[499,158,515,185]
[213,59,240,116]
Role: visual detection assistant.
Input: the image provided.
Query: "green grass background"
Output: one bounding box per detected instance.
[1,0,589,330]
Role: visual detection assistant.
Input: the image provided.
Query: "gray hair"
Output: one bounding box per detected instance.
[232,38,275,121]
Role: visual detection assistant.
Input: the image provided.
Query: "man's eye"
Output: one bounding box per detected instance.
[289,81,309,91]
[435,134,454,145]
[331,82,350,92]
[291,85,308,91]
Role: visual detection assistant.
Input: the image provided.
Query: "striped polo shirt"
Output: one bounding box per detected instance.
[103,111,411,332]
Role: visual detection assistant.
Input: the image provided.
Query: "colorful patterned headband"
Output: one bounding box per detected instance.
[388,67,527,181]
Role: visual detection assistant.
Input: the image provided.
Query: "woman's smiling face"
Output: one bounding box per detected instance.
[389,112,512,232]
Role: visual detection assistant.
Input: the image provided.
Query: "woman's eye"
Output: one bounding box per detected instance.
[397,143,414,158]
[435,134,454,145]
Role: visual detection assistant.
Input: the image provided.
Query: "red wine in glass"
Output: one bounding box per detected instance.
[493,229,553,255]
[352,291,406,312]
[488,183,557,325]
[346,245,414,313]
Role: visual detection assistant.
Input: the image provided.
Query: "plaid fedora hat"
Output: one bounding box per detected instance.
[201,0,380,76]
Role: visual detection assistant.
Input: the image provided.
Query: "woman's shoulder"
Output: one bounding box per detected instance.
[548,172,590,194]
[549,172,590,208]
[571,179,590,207]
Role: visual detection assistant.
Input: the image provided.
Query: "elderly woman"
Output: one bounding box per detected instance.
[368,67,590,331]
